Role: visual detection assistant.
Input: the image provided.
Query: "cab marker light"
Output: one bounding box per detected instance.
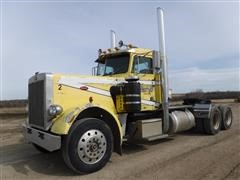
[89,96,93,103]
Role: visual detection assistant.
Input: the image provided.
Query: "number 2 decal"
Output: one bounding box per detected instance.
[58,84,62,90]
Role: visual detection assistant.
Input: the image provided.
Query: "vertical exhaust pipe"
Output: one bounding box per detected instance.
[157,7,169,133]
[110,30,116,48]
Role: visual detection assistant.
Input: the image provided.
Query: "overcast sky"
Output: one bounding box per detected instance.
[0,0,239,100]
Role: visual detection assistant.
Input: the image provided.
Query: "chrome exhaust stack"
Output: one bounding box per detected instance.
[157,7,169,133]
[110,30,116,48]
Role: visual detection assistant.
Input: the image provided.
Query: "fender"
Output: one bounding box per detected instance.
[51,103,123,154]
[51,103,122,135]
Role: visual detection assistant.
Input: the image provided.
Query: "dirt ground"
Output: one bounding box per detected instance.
[0,103,239,180]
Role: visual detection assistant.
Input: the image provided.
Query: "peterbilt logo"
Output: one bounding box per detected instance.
[58,84,62,90]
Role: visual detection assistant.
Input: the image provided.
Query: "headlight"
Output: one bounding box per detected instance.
[48,105,63,116]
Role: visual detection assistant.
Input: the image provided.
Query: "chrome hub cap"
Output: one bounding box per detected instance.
[213,113,220,130]
[77,129,107,164]
[225,111,232,126]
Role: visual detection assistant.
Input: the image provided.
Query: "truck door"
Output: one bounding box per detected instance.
[132,55,156,111]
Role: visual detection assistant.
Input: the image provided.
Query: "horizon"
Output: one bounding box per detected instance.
[1,90,240,101]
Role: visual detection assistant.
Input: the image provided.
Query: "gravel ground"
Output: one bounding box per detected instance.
[0,103,239,180]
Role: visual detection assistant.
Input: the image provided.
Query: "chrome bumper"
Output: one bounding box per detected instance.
[22,123,61,152]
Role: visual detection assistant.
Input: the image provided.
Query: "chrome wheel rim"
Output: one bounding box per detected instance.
[213,113,220,130]
[77,129,107,164]
[225,111,232,126]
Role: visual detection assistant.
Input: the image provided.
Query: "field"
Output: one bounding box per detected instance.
[0,101,239,179]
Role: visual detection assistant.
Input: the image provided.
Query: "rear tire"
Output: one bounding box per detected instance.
[220,106,233,130]
[61,118,113,174]
[203,106,222,135]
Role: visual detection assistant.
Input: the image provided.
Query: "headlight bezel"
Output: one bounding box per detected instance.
[48,104,63,116]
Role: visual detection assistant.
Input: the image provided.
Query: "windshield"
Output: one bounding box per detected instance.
[97,54,130,76]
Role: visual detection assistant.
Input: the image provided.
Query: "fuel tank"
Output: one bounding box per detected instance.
[169,110,195,133]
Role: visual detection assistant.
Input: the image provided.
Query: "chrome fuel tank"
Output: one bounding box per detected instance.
[169,110,195,133]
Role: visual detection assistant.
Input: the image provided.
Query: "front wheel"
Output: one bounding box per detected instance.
[62,118,113,174]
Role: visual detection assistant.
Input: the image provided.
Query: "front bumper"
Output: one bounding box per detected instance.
[22,123,61,152]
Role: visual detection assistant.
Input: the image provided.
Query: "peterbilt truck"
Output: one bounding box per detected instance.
[23,8,233,174]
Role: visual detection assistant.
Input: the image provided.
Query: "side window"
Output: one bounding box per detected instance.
[132,56,153,74]
[105,66,114,75]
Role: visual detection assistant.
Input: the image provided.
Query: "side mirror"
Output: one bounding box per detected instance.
[152,50,160,73]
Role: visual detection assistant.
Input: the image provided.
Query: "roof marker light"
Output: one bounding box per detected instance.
[128,44,133,48]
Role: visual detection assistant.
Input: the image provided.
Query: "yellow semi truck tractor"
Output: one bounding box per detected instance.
[23,8,233,174]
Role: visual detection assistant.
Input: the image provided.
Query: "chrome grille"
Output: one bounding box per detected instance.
[28,80,45,127]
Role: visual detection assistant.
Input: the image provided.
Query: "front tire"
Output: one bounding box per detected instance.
[62,118,113,174]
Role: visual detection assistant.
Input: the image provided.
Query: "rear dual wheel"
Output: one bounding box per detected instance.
[203,106,222,135]
[203,105,233,135]
[218,106,233,130]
